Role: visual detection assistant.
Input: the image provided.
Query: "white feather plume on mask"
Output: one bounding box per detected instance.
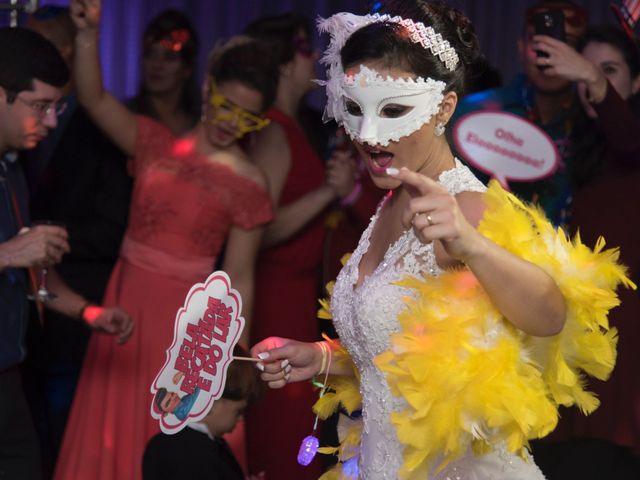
[316,13,383,123]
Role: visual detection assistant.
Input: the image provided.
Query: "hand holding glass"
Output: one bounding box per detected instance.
[27,220,67,301]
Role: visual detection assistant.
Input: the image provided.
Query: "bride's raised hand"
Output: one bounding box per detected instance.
[250,337,323,389]
[388,167,484,262]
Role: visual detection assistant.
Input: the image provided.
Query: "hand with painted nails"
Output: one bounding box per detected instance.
[250,337,322,389]
[386,167,485,262]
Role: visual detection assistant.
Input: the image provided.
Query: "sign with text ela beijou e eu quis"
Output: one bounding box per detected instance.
[453,111,559,190]
[150,271,244,434]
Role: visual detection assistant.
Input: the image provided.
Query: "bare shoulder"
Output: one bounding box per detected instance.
[249,122,289,167]
[455,190,486,228]
[221,149,268,189]
[246,122,291,202]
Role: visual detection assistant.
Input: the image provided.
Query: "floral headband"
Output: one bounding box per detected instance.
[159,29,191,53]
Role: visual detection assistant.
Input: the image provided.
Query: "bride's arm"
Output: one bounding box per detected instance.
[390,167,566,337]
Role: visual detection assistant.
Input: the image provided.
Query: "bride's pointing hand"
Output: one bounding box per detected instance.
[388,167,484,262]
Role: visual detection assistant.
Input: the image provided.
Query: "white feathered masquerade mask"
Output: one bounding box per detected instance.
[317,13,458,147]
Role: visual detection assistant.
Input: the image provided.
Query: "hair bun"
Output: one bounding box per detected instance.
[430,3,482,67]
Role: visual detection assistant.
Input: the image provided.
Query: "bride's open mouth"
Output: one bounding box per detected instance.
[361,145,395,175]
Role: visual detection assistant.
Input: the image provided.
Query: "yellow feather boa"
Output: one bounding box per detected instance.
[314,181,635,479]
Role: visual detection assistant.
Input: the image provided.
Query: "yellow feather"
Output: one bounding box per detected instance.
[318,467,342,480]
[312,181,634,478]
[318,446,339,455]
[317,298,333,320]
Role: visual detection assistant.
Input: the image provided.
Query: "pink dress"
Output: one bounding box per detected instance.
[54,117,272,480]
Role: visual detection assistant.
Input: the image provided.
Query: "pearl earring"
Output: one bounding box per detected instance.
[434,122,445,137]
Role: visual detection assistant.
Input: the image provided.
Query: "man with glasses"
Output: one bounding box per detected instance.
[21,7,133,475]
[0,27,133,480]
[14,96,67,119]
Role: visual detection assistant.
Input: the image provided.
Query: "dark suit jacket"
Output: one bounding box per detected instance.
[25,101,132,371]
[143,428,245,480]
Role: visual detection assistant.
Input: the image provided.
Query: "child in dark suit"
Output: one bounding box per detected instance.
[143,346,264,480]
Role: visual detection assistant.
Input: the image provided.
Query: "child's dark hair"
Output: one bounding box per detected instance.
[222,345,263,404]
[341,0,482,96]
[207,37,279,112]
[244,13,312,67]
[0,27,69,102]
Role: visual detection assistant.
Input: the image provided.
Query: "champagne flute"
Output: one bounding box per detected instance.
[27,219,67,302]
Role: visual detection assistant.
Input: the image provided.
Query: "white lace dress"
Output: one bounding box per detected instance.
[331,160,547,480]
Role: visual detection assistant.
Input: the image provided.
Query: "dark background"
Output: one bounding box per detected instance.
[3,0,619,103]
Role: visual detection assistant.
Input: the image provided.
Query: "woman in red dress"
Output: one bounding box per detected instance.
[128,9,201,136]
[54,2,278,479]
[244,14,356,479]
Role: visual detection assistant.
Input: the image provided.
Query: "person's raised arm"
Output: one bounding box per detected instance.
[533,35,640,166]
[249,124,354,248]
[263,183,336,248]
[222,224,264,348]
[71,0,137,156]
[390,167,566,337]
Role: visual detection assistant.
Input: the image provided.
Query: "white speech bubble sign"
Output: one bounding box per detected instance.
[150,271,244,434]
[453,111,559,189]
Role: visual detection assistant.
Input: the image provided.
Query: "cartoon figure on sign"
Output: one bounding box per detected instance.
[150,271,248,434]
[153,372,201,421]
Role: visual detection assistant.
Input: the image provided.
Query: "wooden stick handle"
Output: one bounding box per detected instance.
[233,355,261,362]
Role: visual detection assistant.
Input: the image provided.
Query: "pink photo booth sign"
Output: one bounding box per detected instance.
[453,111,559,190]
[150,271,244,434]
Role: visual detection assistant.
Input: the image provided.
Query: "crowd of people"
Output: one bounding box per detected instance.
[0,0,638,479]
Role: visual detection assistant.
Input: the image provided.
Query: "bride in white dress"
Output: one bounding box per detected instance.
[250,1,627,479]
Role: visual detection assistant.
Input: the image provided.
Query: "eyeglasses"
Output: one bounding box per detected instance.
[208,81,270,137]
[15,96,67,119]
[293,36,314,58]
